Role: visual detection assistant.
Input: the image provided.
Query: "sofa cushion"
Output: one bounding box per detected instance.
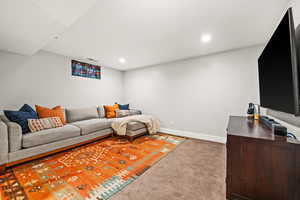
[127,122,146,131]
[71,119,112,135]
[66,107,99,123]
[22,125,80,148]
[106,118,117,122]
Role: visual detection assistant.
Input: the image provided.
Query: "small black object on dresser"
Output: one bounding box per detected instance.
[259,116,288,136]
[272,124,288,136]
[259,116,280,129]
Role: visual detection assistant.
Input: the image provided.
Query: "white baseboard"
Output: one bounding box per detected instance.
[159,128,227,144]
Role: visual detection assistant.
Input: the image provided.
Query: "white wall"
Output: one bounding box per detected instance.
[0,50,124,110]
[124,46,262,138]
[290,0,300,27]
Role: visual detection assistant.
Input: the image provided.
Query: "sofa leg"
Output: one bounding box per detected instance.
[0,164,6,175]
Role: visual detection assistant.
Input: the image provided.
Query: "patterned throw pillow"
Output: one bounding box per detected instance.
[129,109,142,115]
[28,117,63,132]
[35,105,66,124]
[115,110,131,118]
[103,104,119,118]
[115,109,142,118]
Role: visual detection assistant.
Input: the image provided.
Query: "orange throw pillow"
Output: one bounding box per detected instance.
[103,104,119,118]
[35,105,66,125]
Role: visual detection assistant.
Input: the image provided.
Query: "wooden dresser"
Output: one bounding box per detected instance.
[226,116,300,200]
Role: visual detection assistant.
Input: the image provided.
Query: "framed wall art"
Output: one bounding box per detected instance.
[71,60,101,80]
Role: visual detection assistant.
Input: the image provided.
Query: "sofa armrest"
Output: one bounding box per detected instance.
[0,119,8,165]
[5,122,22,152]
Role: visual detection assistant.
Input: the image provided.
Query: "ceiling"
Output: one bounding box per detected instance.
[0,0,290,70]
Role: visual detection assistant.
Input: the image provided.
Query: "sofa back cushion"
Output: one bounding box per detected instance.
[66,107,99,123]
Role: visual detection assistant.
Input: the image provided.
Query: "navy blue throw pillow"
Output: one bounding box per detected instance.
[20,104,37,115]
[4,104,38,134]
[118,104,130,110]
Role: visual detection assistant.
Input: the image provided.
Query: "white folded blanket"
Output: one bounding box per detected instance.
[111,115,160,136]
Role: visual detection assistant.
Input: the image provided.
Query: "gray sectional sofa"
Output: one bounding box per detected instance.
[0,106,146,172]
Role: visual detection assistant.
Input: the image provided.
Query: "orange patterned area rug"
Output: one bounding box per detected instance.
[0,134,185,200]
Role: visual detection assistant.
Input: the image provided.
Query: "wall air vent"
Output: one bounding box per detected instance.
[87,58,99,62]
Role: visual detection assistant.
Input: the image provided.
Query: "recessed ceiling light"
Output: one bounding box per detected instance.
[119,58,126,64]
[201,34,212,43]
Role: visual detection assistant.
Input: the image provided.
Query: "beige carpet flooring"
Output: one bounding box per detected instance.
[111,138,226,200]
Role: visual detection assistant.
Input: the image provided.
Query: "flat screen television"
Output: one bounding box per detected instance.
[258,8,299,116]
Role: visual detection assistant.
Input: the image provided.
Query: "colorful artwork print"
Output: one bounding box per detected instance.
[72,60,101,80]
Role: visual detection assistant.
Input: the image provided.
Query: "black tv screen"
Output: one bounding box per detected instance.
[258,8,299,115]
